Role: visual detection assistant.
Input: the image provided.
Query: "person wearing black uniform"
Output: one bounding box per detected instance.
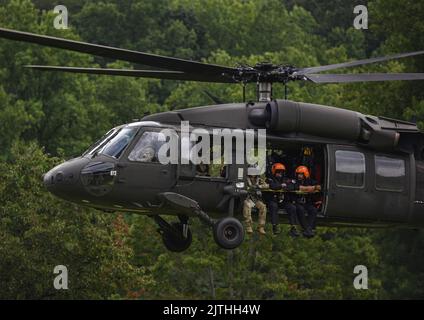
[266,150,284,178]
[265,163,301,237]
[294,166,321,238]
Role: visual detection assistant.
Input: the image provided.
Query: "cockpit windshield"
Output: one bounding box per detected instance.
[83,126,139,158]
[83,128,117,156]
[97,127,139,158]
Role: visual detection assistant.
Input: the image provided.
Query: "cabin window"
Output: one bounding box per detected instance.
[375,155,405,192]
[335,150,365,188]
[128,131,166,163]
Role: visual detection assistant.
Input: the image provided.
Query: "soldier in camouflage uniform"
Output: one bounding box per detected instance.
[243,166,269,235]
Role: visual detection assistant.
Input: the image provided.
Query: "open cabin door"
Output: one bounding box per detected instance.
[174,131,244,214]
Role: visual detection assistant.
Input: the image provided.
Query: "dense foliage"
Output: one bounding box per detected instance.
[0,0,423,299]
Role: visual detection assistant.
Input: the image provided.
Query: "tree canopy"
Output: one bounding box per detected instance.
[0,0,423,299]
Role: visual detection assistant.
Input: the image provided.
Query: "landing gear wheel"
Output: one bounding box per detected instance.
[213,217,244,249]
[162,222,192,252]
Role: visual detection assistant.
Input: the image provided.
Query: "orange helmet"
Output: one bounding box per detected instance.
[295,166,310,178]
[272,163,286,175]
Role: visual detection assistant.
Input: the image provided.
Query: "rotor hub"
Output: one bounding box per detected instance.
[230,62,300,84]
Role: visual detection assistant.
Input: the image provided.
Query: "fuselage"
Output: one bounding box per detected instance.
[43,101,424,229]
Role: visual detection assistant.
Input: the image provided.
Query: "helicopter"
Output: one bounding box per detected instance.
[1,27,424,252]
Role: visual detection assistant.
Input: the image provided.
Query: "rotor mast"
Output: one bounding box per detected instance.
[257,82,273,101]
[243,63,291,101]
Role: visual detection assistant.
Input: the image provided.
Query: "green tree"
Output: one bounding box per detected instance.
[1,0,424,300]
[0,141,152,299]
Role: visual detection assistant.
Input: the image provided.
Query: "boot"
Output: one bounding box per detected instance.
[243,202,253,234]
[258,225,266,235]
[289,226,300,238]
[246,224,253,234]
[257,201,267,236]
[244,219,253,234]
[272,224,281,235]
[302,227,314,238]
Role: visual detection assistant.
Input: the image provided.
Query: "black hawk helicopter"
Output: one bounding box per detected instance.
[1,27,424,252]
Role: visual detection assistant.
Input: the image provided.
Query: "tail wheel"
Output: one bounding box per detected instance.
[213,217,244,249]
[162,222,192,252]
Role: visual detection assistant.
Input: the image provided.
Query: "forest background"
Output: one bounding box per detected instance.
[0,0,423,299]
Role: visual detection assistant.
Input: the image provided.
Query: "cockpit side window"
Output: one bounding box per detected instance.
[128,131,167,163]
[98,127,139,159]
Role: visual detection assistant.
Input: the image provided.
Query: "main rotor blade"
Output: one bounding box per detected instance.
[298,51,424,75]
[0,27,236,75]
[306,73,424,83]
[24,65,237,83]
[203,90,225,104]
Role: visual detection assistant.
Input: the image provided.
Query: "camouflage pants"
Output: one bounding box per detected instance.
[243,199,267,228]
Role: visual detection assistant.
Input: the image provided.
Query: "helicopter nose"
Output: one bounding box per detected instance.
[43,157,90,200]
[43,169,69,189]
[43,171,52,188]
